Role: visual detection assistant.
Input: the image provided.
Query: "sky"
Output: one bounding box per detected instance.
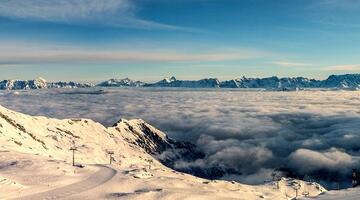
[0,0,360,82]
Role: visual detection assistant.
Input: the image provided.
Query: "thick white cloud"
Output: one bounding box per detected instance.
[289,148,356,174]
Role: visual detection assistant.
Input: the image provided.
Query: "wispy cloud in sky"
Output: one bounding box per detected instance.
[272,61,315,68]
[273,62,360,72]
[325,64,360,71]
[0,43,269,65]
[0,0,191,30]
[316,0,360,9]
[307,0,360,28]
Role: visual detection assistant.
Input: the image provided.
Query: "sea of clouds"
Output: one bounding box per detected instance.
[1,88,360,189]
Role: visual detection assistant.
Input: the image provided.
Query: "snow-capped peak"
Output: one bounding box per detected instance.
[169,76,177,82]
[36,77,47,83]
[97,78,144,87]
[112,118,171,154]
[0,77,92,90]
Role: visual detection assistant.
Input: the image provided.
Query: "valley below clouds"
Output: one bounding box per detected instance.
[1,88,360,189]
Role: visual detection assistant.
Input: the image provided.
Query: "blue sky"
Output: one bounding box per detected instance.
[0,0,360,81]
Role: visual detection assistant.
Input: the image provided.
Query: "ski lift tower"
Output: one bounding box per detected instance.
[293,182,301,199]
[107,150,114,165]
[352,168,359,187]
[70,145,77,166]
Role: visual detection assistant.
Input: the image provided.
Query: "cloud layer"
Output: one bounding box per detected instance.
[1,89,360,189]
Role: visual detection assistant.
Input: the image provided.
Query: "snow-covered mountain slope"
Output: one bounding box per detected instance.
[0,77,92,90]
[97,78,144,87]
[0,105,165,165]
[0,105,326,199]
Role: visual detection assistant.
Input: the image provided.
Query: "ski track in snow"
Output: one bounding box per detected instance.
[303,188,360,200]
[13,165,117,200]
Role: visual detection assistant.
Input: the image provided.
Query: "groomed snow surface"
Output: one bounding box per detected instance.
[0,105,328,200]
[303,187,360,200]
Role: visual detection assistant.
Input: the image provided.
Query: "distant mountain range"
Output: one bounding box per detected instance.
[2,74,360,90]
[143,76,221,88]
[99,74,360,90]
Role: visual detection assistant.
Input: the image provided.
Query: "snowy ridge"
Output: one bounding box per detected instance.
[3,74,360,90]
[0,77,48,90]
[97,78,144,87]
[102,74,360,89]
[144,76,221,88]
[0,77,92,90]
[0,105,327,199]
[220,76,321,89]
[112,118,172,154]
[321,74,360,89]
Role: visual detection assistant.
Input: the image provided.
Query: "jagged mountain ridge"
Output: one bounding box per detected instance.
[321,74,360,88]
[220,76,322,89]
[145,74,359,89]
[2,74,360,90]
[97,78,144,87]
[133,74,360,89]
[143,76,221,88]
[113,118,204,167]
[0,77,93,90]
